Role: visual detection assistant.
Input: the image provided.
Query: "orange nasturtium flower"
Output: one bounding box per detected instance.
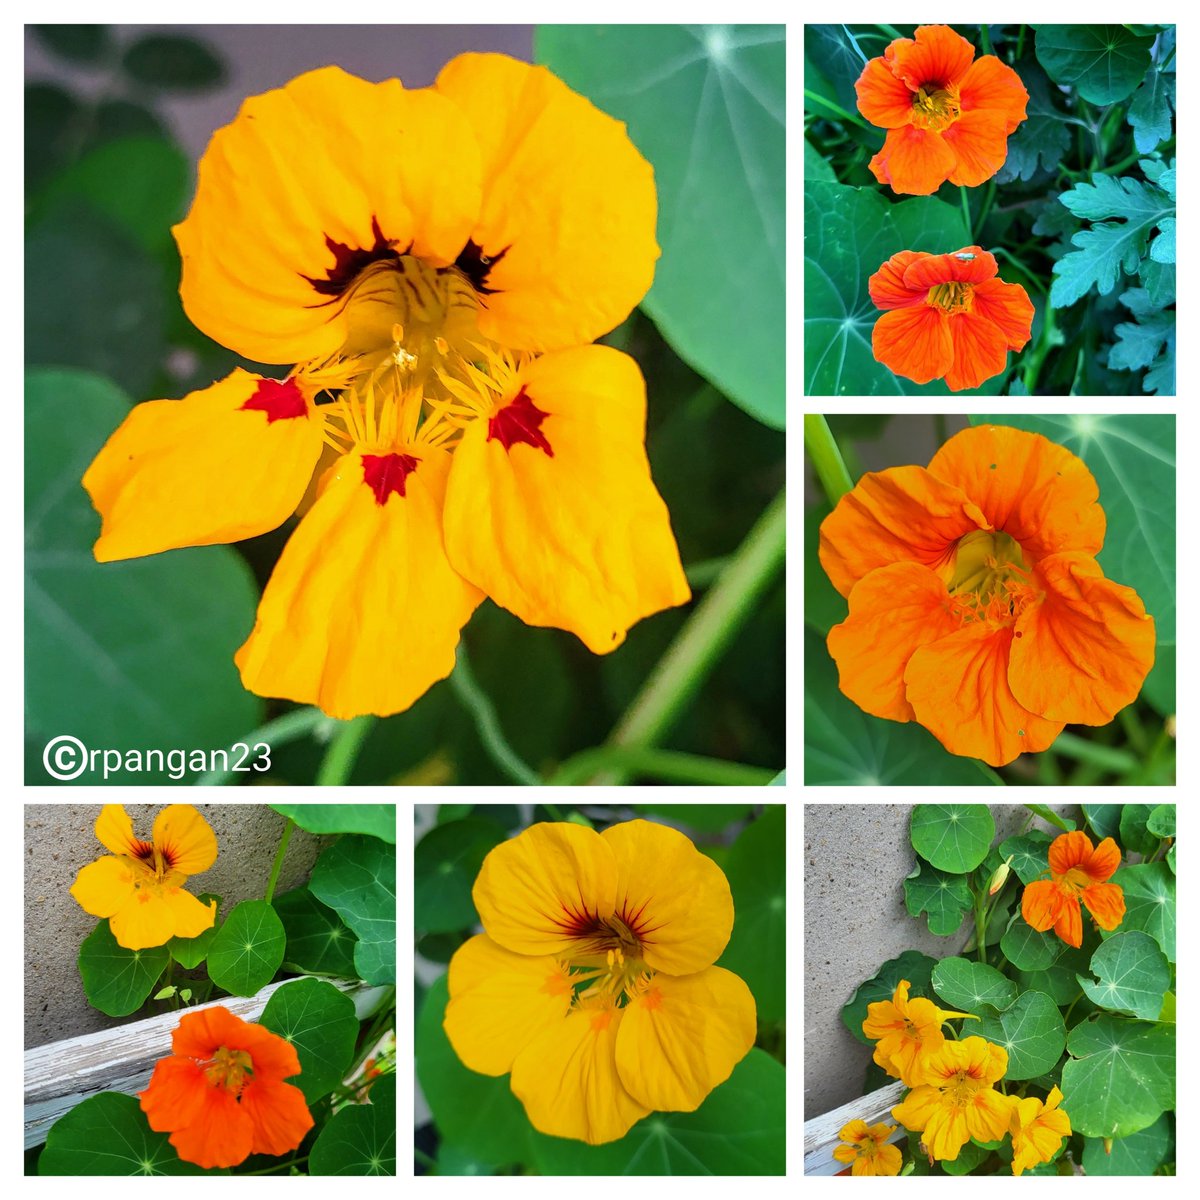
[83,58,689,721]
[443,820,756,1144]
[862,979,975,1085]
[869,246,1033,391]
[140,1006,313,1169]
[1022,831,1125,948]
[820,424,1156,767]
[834,1120,903,1176]
[891,1036,1014,1162]
[855,25,1027,195]
[70,805,217,950]
[1009,1086,1072,1176]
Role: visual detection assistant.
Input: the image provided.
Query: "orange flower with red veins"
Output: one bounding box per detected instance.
[1022,831,1126,948]
[855,25,1027,195]
[820,424,1156,767]
[870,247,1033,391]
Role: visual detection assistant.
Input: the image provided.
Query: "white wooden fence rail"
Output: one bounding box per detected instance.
[804,1081,908,1175]
[24,977,378,1149]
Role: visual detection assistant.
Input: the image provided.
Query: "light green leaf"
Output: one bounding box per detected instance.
[273,887,358,978]
[1101,862,1175,961]
[167,893,220,970]
[1022,803,1075,833]
[999,831,1053,884]
[903,861,972,936]
[1077,930,1169,1019]
[1036,25,1154,104]
[1081,1112,1172,1175]
[206,900,285,997]
[1000,910,1063,972]
[78,921,169,1017]
[975,990,1066,1080]
[269,804,396,843]
[1129,69,1175,151]
[910,805,995,874]
[1061,1015,1174,1137]
[259,977,359,1103]
[931,957,1017,1014]
[1146,804,1175,838]
[536,25,784,429]
[310,835,396,984]
[841,951,938,1046]
[309,1073,396,1175]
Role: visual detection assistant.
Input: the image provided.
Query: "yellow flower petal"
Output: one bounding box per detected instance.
[832,1144,858,1164]
[923,1104,970,1160]
[94,805,138,857]
[614,966,755,1112]
[70,856,136,919]
[892,1084,941,1132]
[160,881,218,940]
[153,806,218,878]
[110,892,182,950]
[443,934,572,1076]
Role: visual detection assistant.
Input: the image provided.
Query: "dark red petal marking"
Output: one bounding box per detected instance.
[301,216,404,298]
[240,377,308,423]
[454,238,510,295]
[362,452,420,506]
[488,388,554,458]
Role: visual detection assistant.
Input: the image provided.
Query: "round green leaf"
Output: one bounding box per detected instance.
[310,835,396,984]
[206,900,285,997]
[1081,1112,1172,1176]
[1083,804,1124,843]
[309,1073,395,1175]
[121,34,225,91]
[1146,804,1175,838]
[537,25,784,429]
[999,831,1054,885]
[528,1048,784,1175]
[258,977,358,1103]
[903,861,972,936]
[639,804,755,832]
[841,951,938,1045]
[415,818,505,934]
[1120,804,1159,856]
[273,887,358,978]
[975,990,1066,1080]
[39,1092,217,1175]
[1102,862,1175,961]
[1036,25,1154,104]
[1078,930,1170,1019]
[931,957,1018,1014]
[1001,911,1063,972]
[78,920,169,1017]
[1061,1015,1175,1137]
[167,893,221,970]
[269,804,396,843]
[32,24,114,63]
[910,805,995,873]
[940,1138,989,1175]
[1013,943,1091,1006]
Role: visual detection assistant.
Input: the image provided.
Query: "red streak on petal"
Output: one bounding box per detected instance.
[240,378,308,423]
[361,452,420,506]
[488,388,554,458]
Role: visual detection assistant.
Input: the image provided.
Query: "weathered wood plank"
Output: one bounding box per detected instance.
[804,1081,907,1175]
[24,977,376,1149]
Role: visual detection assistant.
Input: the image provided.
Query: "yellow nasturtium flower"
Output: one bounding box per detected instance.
[833,1119,903,1176]
[863,979,975,1085]
[70,805,218,950]
[83,58,689,720]
[1009,1086,1071,1176]
[443,820,756,1144]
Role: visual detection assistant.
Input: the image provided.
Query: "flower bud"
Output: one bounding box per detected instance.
[987,854,1015,896]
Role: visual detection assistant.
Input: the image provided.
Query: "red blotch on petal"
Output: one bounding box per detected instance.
[488,388,554,458]
[362,452,420,505]
[240,378,308,423]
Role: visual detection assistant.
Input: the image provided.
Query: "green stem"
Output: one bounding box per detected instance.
[992,247,1046,297]
[804,415,854,503]
[974,886,989,965]
[803,88,870,128]
[264,817,295,904]
[1160,42,1176,70]
[972,180,996,241]
[934,413,948,446]
[684,556,731,590]
[547,747,776,787]
[1051,732,1137,774]
[449,645,540,785]
[979,24,992,55]
[240,1155,310,1176]
[1015,24,1026,60]
[1062,990,1084,1025]
[315,715,376,786]
[960,186,972,240]
[194,707,332,786]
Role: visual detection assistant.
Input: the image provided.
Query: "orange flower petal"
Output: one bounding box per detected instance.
[1047,830,1095,876]
[1009,552,1156,724]
[241,1077,314,1156]
[958,55,1028,134]
[827,562,960,721]
[140,1056,211,1134]
[903,622,1063,766]
[902,247,998,290]
[926,426,1106,560]
[1083,836,1122,883]
[943,308,1011,391]
[855,57,917,128]
[1081,882,1126,931]
[168,1085,254,1170]
[942,108,1011,187]
[869,126,957,195]
[888,26,977,91]
[869,250,932,310]
[970,279,1034,351]
[1053,896,1083,948]
[818,465,988,597]
[872,302,955,383]
[1021,880,1063,933]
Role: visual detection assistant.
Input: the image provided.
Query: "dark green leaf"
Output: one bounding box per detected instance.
[414,818,503,935]
[993,61,1071,183]
[78,920,169,1017]
[25,83,84,194]
[309,1073,396,1175]
[999,831,1053,884]
[1036,25,1154,104]
[269,804,396,843]
[1082,804,1124,842]
[310,835,396,984]
[1128,70,1175,152]
[1102,862,1175,961]
[1120,804,1159,856]
[1000,911,1063,972]
[32,24,113,62]
[259,977,358,1103]
[910,805,995,873]
[639,804,754,832]
[1077,930,1169,1019]
[841,951,938,1045]
[975,990,1066,1080]
[167,893,220,969]
[940,1138,990,1175]
[931,957,1017,1014]
[804,139,836,181]
[1013,943,1090,1005]
[122,34,225,91]
[903,861,972,936]
[803,25,871,117]
[274,887,358,978]
[1081,1112,1172,1175]
[206,899,286,996]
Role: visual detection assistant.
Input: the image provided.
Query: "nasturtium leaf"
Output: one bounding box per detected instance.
[167,894,220,970]
[910,805,995,874]
[804,139,835,182]
[903,861,972,936]
[414,818,504,935]
[1082,804,1123,843]
[1158,991,1175,1024]
[804,503,847,636]
[1021,803,1075,834]
[931,957,1017,1015]
[841,951,938,1046]
[975,990,1066,1080]
[259,977,358,1103]
[1013,944,1090,1006]
[999,831,1054,884]
[804,25,874,118]
[718,806,784,1021]
[1077,931,1169,1020]
[1128,69,1175,153]
[1119,804,1159,856]
[640,804,755,833]
[1036,25,1154,104]
[1081,1111,1172,1176]
[940,1139,989,1175]
[310,835,396,984]
[1167,844,1175,873]
[1147,805,1174,838]
[78,921,169,1017]
[537,25,784,429]
[1101,863,1175,961]
[309,1073,396,1175]
[1061,1015,1175,1137]
[39,1092,217,1175]
[268,804,396,843]
[528,1049,785,1175]
[122,34,226,91]
[273,887,358,978]
[31,24,114,63]
[206,900,285,997]
[435,1139,503,1176]
[1001,911,1062,972]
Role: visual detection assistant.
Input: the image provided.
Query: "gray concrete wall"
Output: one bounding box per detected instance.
[804,803,1079,1119]
[25,804,331,1047]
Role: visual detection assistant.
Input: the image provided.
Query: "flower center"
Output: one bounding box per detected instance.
[946,530,1034,625]
[943,1067,984,1108]
[910,85,960,132]
[204,1045,254,1096]
[1058,867,1092,896]
[926,280,974,314]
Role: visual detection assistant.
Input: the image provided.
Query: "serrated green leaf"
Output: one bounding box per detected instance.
[931,957,1017,1014]
[1128,70,1175,152]
[903,861,972,936]
[841,950,939,1045]
[259,977,358,1103]
[1108,289,1174,391]
[1001,911,1063,972]
[1139,257,1175,306]
[1102,862,1175,961]
[994,61,1071,183]
[78,921,169,1017]
[1077,930,1169,1019]
[999,831,1054,884]
[310,835,396,984]
[1036,25,1154,104]
[910,805,995,873]
[1081,1112,1172,1175]
[206,900,285,997]
[273,887,358,978]
[976,990,1066,1079]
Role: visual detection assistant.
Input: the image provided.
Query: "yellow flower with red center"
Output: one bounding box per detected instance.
[833,1119,903,1176]
[862,978,976,1085]
[1009,1085,1071,1176]
[83,58,690,720]
[443,820,756,1144]
[70,805,217,950]
[1022,831,1125,948]
[892,1035,1014,1162]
